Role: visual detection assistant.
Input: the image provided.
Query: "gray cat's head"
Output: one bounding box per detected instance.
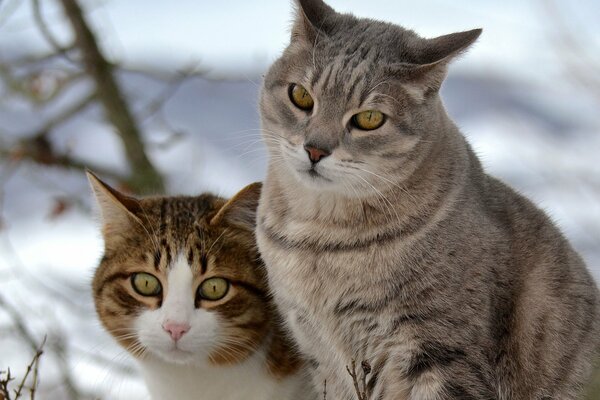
[260,0,480,196]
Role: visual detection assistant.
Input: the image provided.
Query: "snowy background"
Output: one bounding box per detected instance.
[0,0,599,398]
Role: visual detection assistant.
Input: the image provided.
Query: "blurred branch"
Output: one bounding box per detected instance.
[0,0,20,28]
[0,64,84,105]
[542,0,600,103]
[59,0,164,194]
[138,65,202,121]
[31,0,76,62]
[0,294,40,352]
[26,90,96,139]
[0,141,125,184]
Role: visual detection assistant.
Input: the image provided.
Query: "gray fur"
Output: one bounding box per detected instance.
[257,0,600,399]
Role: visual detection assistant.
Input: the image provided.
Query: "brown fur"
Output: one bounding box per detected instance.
[89,173,301,378]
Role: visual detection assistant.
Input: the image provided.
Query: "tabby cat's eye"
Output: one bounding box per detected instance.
[131,273,162,296]
[289,84,314,110]
[198,277,230,301]
[352,110,385,131]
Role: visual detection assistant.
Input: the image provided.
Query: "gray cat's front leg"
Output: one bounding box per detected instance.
[367,348,497,400]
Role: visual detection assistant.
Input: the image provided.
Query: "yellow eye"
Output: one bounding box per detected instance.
[352,110,385,131]
[131,273,162,296]
[289,84,314,110]
[198,277,229,301]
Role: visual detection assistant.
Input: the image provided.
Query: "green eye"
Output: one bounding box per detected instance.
[131,273,162,296]
[352,110,385,131]
[289,83,314,110]
[198,277,229,301]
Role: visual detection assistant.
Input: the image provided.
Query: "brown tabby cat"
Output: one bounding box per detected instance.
[88,172,313,400]
[256,0,600,399]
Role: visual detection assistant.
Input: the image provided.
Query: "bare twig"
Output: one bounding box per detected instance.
[346,359,371,400]
[0,368,13,400]
[138,64,204,121]
[1,140,125,184]
[0,301,45,400]
[29,346,41,400]
[0,297,82,400]
[0,294,39,352]
[25,90,96,139]
[31,0,76,62]
[541,0,600,103]
[59,0,164,194]
[13,338,45,399]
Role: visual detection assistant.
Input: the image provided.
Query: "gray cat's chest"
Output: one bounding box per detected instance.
[257,225,390,347]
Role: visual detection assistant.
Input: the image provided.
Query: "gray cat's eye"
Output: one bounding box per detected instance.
[131,272,162,297]
[289,83,314,110]
[352,110,385,131]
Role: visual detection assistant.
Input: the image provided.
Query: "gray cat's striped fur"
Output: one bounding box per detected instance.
[256,0,600,399]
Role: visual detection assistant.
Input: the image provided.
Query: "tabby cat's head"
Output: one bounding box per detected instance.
[88,173,270,368]
[260,0,481,195]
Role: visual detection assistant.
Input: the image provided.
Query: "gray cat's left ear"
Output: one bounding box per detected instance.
[87,170,142,238]
[395,29,482,100]
[210,182,262,231]
[291,0,338,44]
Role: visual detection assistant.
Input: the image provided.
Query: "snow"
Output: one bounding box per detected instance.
[0,1,598,398]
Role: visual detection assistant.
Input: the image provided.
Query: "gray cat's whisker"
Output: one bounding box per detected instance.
[352,166,419,205]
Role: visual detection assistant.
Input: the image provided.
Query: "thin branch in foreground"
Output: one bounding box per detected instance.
[0,338,45,400]
[0,368,13,400]
[346,359,371,400]
[0,295,83,400]
[13,338,45,400]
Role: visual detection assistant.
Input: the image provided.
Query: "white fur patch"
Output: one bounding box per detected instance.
[135,254,219,366]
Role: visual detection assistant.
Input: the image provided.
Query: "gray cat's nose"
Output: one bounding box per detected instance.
[304,145,331,164]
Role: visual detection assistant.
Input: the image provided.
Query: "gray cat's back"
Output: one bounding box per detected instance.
[481,173,600,396]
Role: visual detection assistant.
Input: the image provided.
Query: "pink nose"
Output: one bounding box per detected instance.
[162,322,191,341]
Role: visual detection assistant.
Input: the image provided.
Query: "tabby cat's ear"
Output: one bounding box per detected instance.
[395,29,482,100]
[86,171,142,238]
[291,0,338,44]
[210,182,262,232]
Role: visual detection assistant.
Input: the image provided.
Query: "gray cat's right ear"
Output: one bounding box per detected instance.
[291,0,337,44]
[86,170,142,237]
[394,29,482,100]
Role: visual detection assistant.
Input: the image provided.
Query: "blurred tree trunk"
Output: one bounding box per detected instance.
[59,0,164,194]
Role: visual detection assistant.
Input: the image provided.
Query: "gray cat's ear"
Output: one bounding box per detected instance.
[395,29,482,100]
[210,182,262,231]
[291,0,337,44]
[87,170,142,238]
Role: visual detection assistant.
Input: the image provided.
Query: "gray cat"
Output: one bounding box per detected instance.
[256,0,600,399]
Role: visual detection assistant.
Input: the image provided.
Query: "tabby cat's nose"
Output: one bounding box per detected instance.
[162,321,191,341]
[304,145,331,164]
